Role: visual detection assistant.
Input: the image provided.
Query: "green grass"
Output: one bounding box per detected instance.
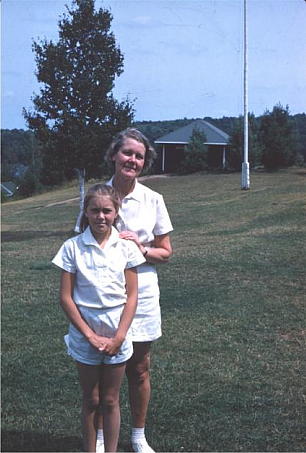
[1,168,306,452]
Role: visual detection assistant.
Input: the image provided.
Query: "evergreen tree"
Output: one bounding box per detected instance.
[291,113,306,163]
[228,114,263,170]
[23,0,134,186]
[259,104,296,170]
[228,118,243,170]
[179,128,208,174]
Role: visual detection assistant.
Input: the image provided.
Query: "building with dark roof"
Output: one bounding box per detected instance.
[155,119,230,172]
[1,181,18,197]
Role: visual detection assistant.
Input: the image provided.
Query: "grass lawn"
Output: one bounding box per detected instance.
[1,168,306,452]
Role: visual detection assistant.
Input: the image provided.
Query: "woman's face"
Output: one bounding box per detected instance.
[112,138,146,180]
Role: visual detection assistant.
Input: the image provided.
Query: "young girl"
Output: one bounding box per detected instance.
[52,184,145,453]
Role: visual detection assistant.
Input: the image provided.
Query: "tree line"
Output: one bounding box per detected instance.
[135,110,306,173]
[2,110,305,196]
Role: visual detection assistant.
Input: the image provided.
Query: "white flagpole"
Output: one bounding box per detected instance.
[241,0,250,189]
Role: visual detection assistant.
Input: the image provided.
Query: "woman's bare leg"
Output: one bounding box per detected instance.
[126,342,152,428]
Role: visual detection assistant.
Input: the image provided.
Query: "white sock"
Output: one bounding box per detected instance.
[131,427,146,443]
[97,429,104,442]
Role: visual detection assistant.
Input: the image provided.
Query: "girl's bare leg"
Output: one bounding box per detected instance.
[77,362,102,452]
[95,342,152,450]
[100,362,126,453]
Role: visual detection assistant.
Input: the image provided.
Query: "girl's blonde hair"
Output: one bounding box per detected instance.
[80,184,121,232]
[105,128,157,171]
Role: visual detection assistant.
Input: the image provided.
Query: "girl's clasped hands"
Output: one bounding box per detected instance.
[88,332,123,356]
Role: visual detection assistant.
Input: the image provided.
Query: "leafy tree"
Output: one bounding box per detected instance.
[292,113,306,162]
[23,0,134,186]
[228,114,263,170]
[18,168,42,198]
[1,129,40,181]
[228,119,243,170]
[259,104,296,170]
[178,128,208,174]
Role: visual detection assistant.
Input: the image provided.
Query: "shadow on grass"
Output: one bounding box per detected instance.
[1,430,136,452]
[1,430,81,452]
[296,169,306,176]
[1,230,73,243]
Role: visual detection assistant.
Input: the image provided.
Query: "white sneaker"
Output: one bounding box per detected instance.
[131,440,155,453]
[96,439,105,453]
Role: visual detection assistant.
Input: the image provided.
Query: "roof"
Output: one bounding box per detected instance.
[1,182,17,197]
[155,119,229,145]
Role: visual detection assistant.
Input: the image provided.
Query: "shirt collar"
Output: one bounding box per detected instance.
[81,225,120,248]
[107,176,142,202]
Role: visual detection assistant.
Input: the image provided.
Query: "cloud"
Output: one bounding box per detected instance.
[132,15,152,25]
[2,90,15,99]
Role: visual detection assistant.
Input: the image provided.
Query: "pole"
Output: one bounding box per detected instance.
[162,145,165,173]
[74,168,85,233]
[241,0,250,189]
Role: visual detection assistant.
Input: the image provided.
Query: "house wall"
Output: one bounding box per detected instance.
[207,145,227,168]
[156,144,185,173]
[157,143,228,172]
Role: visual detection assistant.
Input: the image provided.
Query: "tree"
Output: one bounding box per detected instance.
[178,128,208,174]
[1,129,40,181]
[18,169,42,198]
[228,119,243,171]
[291,113,306,164]
[228,113,263,170]
[23,0,134,187]
[259,104,296,170]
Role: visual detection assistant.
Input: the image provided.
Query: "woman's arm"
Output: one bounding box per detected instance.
[119,231,172,264]
[143,233,172,264]
[59,270,108,351]
[101,267,138,356]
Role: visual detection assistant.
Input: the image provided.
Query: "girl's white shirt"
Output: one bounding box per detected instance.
[107,178,173,303]
[52,226,145,309]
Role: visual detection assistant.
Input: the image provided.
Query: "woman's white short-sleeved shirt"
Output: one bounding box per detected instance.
[107,178,173,340]
[52,226,145,309]
[108,178,173,246]
[107,178,173,301]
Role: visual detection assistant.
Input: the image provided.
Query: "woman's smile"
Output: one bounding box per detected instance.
[113,138,146,180]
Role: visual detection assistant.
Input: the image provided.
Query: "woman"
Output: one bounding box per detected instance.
[101,128,173,453]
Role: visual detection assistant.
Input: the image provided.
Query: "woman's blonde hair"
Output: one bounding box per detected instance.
[80,184,121,232]
[105,128,157,171]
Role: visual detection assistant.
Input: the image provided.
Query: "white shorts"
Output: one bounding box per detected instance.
[130,296,162,342]
[64,305,133,365]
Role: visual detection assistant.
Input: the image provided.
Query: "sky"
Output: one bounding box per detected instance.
[2,0,306,130]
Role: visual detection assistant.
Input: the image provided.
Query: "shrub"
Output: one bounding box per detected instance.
[178,128,208,174]
[18,170,42,197]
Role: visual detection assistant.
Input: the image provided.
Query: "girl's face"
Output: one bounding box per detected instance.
[85,195,117,241]
[112,138,146,180]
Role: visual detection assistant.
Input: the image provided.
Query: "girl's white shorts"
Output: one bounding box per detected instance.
[64,305,133,366]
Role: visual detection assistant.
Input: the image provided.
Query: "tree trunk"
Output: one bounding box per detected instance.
[74,168,85,233]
